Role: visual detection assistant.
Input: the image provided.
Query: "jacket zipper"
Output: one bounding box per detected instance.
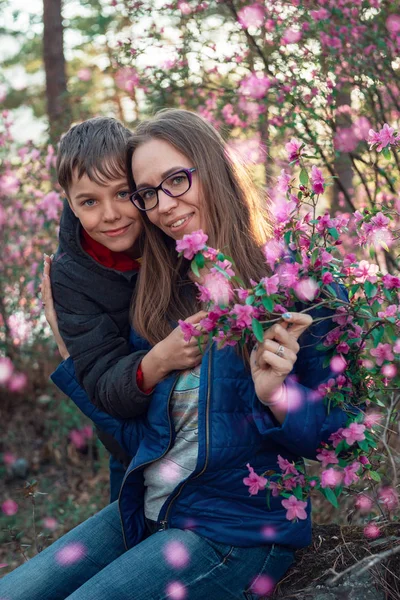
[160,345,213,529]
[117,374,179,550]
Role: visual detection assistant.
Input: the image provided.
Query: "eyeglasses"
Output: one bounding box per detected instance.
[129,167,197,212]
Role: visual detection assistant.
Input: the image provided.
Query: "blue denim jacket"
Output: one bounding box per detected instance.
[52,286,353,551]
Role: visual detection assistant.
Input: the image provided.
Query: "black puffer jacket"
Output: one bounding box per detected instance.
[51,202,150,464]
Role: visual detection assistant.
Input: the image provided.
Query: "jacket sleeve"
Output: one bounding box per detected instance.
[51,358,144,458]
[51,260,152,419]
[252,285,356,459]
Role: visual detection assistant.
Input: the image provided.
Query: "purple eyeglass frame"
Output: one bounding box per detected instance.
[129,167,196,212]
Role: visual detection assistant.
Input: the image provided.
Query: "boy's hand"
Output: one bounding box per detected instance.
[42,255,70,361]
[140,311,208,389]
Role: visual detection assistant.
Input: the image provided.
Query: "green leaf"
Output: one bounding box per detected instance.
[369,470,381,482]
[252,318,264,343]
[357,439,370,452]
[300,168,309,186]
[323,488,339,508]
[195,252,205,269]
[328,227,339,240]
[293,486,304,501]
[245,295,255,305]
[262,296,274,312]
[382,147,391,161]
[213,264,231,279]
[191,259,200,278]
[364,280,378,299]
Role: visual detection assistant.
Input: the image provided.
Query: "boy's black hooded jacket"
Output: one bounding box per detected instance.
[51,202,151,463]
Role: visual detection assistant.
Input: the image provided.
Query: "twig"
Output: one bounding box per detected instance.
[327,544,400,586]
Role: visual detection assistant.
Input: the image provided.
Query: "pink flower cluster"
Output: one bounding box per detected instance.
[367,123,400,152]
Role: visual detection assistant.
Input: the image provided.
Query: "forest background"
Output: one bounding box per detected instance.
[0,0,399,596]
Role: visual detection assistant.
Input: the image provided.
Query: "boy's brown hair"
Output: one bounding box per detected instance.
[56,117,132,197]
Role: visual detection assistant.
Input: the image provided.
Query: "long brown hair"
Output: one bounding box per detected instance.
[127,109,273,345]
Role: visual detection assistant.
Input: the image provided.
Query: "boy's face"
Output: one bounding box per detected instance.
[67,171,142,256]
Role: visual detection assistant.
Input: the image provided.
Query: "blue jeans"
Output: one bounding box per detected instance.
[0,502,294,600]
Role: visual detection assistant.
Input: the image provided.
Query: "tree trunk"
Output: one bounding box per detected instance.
[332,86,354,214]
[43,0,70,142]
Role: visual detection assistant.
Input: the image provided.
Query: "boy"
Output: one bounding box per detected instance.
[49,117,151,498]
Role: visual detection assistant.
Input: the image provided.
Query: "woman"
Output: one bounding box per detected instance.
[0,109,350,600]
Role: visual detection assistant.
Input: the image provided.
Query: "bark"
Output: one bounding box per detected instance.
[43,0,70,142]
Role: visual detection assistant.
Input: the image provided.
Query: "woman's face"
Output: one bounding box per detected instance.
[131,138,205,240]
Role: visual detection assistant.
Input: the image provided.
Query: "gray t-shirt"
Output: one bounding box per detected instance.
[143,365,200,520]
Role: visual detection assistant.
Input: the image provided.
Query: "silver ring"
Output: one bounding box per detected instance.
[276,344,285,358]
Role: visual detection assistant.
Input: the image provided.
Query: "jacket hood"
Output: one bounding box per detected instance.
[58,199,90,264]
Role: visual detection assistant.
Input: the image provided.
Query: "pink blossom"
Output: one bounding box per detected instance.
[342,422,366,446]
[318,378,336,397]
[378,487,399,511]
[363,412,382,428]
[263,239,286,269]
[364,523,381,539]
[69,429,87,450]
[393,339,400,353]
[285,138,303,164]
[381,364,397,378]
[115,67,139,93]
[237,4,265,29]
[178,1,192,15]
[322,271,333,285]
[1,499,18,516]
[276,169,291,194]
[8,372,27,392]
[202,272,233,306]
[368,123,399,151]
[176,230,208,260]
[178,320,202,343]
[382,274,400,289]
[295,278,319,302]
[378,304,398,319]
[81,425,93,439]
[316,449,339,468]
[277,455,299,476]
[243,463,267,495]
[330,355,347,374]
[239,73,271,100]
[233,304,254,329]
[310,8,330,20]
[336,342,350,355]
[321,468,343,488]
[311,165,325,195]
[282,29,302,45]
[386,14,400,35]
[3,452,16,466]
[0,357,14,384]
[261,274,279,295]
[355,494,373,513]
[281,495,308,521]
[334,127,358,153]
[43,517,59,531]
[370,343,394,366]
[353,260,379,283]
[77,68,91,81]
[343,461,361,486]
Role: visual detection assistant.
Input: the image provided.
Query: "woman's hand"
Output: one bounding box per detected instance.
[140,311,208,389]
[250,312,313,411]
[42,255,70,360]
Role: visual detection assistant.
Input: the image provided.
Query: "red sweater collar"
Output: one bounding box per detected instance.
[81,228,141,272]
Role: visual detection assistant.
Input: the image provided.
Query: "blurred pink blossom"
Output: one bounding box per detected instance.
[1,499,18,516]
[0,357,14,385]
[56,542,86,565]
[355,494,373,513]
[321,468,343,488]
[364,523,381,539]
[378,487,399,511]
[165,581,187,599]
[77,68,91,81]
[237,4,264,29]
[163,540,190,569]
